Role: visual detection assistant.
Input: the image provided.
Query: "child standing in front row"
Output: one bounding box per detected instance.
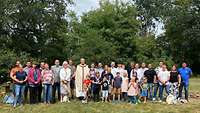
[101,76,109,102]
[82,75,92,103]
[127,76,138,104]
[140,77,148,103]
[121,72,129,101]
[113,72,122,102]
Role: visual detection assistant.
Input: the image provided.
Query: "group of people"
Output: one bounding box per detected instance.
[9,58,192,107]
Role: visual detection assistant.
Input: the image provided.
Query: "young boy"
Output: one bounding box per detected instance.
[113,72,122,102]
[101,76,109,102]
[91,72,101,102]
[140,77,148,103]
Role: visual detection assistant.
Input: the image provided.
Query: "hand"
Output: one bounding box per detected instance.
[178,83,180,87]
[34,81,38,84]
[19,81,24,83]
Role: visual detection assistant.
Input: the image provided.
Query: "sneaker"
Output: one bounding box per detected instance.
[152,98,156,101]
[159,100,162,103]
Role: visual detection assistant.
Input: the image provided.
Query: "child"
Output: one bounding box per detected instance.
[127,76,138,104]
[91,72,101,102]
[121,72,129,101]
[82,75,92,103]
[140,77,148,103]
[101,76,109,102]
[113,72,122,102]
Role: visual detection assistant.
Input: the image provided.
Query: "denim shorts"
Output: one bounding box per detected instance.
[102,90,109,97]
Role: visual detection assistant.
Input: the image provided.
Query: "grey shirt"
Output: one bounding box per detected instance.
[51,65,62,83]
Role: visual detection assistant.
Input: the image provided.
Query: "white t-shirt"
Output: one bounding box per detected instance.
[158,70,170,83]
[60,68,71,82]
[111,67,117,77]
[137,68,148,82]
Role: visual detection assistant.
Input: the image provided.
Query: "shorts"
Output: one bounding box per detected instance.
[141,89,148,97]
[102,90,109,97]
[113,88,121,95]
[109,85,112,93]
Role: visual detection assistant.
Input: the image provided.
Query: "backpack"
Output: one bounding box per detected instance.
[3,94,14,104]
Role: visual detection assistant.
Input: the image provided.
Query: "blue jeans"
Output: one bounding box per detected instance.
[129,96,137,104]
[179,82,189,100]
[159,84,170,101]
[13,84,25,106]
[153,83,159,99]
[147,83,154,99]
[43,84,52,103]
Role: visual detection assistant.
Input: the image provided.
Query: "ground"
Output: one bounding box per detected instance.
[0,78,200,113]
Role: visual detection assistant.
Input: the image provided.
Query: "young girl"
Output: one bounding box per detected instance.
[140,77,148,103]
[127,77,138,104]
[82,75,92,103]
[121,72,129,101]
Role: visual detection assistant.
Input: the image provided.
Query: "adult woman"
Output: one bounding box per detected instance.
[169,65,181,99]
[28,63,41,104]
[60,61,71,102]
[13,65,28,107]
[41,63,54,104]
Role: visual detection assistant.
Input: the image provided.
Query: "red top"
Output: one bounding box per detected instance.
[83,79,92,87]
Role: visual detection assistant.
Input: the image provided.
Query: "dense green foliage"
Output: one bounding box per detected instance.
[0,0,199,81]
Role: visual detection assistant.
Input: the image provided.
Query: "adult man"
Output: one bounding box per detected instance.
[96,63,104,76]
[51,59,62,103]
[144,64,157,100]
[138,63,148,83]
[158,64,170,102]
[23,61,32,103]
[110,62,117,77]
[127,62,135,80]
[153,61,164,101]
[69,59,76,99]
[116,64,124,77]
[75,58,90,102]
[38,62,45,102]
[178,62,192,101]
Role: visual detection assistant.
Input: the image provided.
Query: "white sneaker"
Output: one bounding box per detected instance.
[152,98,156,101]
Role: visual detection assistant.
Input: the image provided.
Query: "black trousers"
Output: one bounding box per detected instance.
[24,85,29,103]
[29,86,39,104]
[38,84,42,102]
[93,87,100,102]
[52,82,60,103]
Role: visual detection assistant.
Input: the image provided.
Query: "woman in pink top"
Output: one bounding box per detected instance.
[127,76,138,104]
[41,63,54,104]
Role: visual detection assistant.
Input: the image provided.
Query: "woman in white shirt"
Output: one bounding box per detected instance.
[60,61,71,102]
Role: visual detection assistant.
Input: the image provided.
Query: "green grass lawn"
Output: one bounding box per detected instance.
[0,79,200,113]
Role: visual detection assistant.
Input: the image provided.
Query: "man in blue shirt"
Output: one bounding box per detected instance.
[178,62,192,101]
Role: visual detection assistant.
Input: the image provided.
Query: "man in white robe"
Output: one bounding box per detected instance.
[75,58,90,98]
